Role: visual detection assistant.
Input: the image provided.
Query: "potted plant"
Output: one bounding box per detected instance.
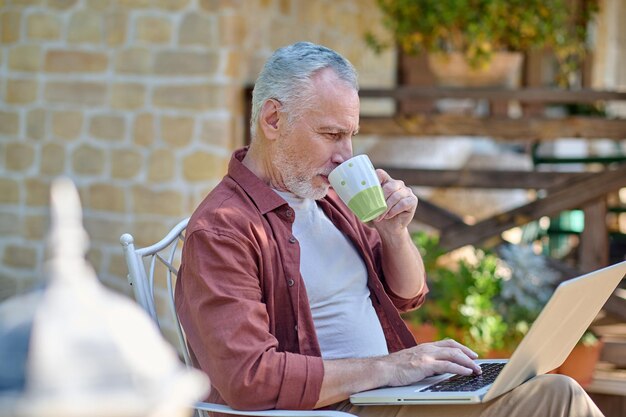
[366,0,600,87]
[406,233,603,381]
[405,232,515,355]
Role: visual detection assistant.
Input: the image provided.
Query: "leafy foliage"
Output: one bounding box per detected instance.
[407,233,561,355]
[368,0,599,85]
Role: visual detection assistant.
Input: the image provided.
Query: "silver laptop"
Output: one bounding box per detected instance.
[350,260,626,405]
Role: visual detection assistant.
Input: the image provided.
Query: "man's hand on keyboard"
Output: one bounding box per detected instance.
[380,339,482,387]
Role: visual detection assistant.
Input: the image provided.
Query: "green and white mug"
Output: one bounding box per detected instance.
[328,154,387,222]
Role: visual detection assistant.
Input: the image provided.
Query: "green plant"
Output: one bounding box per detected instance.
[367,0,599,85]
[407,233,564,356]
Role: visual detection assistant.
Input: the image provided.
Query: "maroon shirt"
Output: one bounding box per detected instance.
[175,147,427,411]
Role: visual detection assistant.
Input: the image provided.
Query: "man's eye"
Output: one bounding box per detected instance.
[326,133,341,140]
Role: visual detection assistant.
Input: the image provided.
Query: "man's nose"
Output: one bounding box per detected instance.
[332,138,353,164]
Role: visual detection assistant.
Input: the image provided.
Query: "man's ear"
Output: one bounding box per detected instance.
[259,99,281,140]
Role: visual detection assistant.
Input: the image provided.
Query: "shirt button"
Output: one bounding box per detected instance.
[294,325,298,332]
[289,236,297,243]
[285,210,293,218]
[287,279,295,287]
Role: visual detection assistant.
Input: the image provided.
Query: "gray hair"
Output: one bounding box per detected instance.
[250,42,359,139]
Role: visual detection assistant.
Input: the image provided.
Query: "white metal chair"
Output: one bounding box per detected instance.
[120,218,353,417]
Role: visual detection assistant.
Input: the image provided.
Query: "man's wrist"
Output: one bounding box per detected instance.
[378,227,411,247]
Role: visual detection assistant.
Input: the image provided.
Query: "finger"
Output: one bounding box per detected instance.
[376,168,391,185]
[432,360,476,376]
[376,192,417,223]
[380,177,405,199]
[433,339,479,359]
[437,348,482,374]
[383,190,416,216]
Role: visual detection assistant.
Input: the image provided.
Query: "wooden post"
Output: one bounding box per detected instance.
[579,198,609,272]
[397,51,437,114]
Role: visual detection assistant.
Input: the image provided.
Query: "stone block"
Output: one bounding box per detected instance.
[0,212,19,236]
[278,0,291,14]
[26,12,62,40]
[0,110,20,136]
[133,113,155,146]
[23,214,48,240]
[67,10,102,43]
[26,108,46,140]
[182,151,227,182]
[9,45,42,72]
[198,0,218,11]
[218,13,246,46]
[5,142,35,172]
[153,84,223,110]
[154,0,189,10]
[45,81,107,105]
[199,0,242,12]
[116,0,151,8]
[132,186,184,216]
[3,244,38,269]
[84,0,109,9]
[179,13,216,46]
[224,49,242,78]
[89,114,126,141]
[135,16,172,44]
[52,110,83,140]
[25,177,50,206]
[104,10,127,46]
[47,0,79,9]
[111,83,145,110]
[9,0,44,5]
[40,142,66,175]
[6,79,38,104]
[88,183,127,212]
[83,217,128,244]
[131,220,170,247]
[115,48,152,74]
[72,144,105,175]
[154,50,219,75]
[161,115,194,147]
[1,10,21,43]
[45,50,108,73]
[201,117,232,149]
[111,148,142,179]
[107,252,130,280]
[0,178,20,203]
[148,148,175,182]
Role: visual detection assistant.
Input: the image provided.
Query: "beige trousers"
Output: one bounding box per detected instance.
[336,375,604,417]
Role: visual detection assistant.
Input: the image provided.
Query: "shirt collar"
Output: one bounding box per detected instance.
[228,147,289,215]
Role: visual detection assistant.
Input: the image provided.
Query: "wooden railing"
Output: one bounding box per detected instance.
[359,87,626,140]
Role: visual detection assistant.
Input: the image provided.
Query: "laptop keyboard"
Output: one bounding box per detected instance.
[420,362,505,392]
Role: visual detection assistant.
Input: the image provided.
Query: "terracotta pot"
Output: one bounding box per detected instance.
[484,348,512,359]
[555,340,604,388]
[427,52,523,88]
[405,322,438,344]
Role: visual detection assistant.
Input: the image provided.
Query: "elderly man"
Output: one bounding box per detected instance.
[175,42,603,417]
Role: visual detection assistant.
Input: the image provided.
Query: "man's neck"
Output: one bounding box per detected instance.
[242,142,289,191]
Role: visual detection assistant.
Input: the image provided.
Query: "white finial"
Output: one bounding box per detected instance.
[47,177,91,283]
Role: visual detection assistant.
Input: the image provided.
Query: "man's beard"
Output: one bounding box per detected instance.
[273,138,329,200]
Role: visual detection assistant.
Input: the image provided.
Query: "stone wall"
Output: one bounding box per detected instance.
[0,0,395,300]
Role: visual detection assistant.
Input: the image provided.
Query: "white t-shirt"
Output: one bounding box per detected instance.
[275,190,389,360]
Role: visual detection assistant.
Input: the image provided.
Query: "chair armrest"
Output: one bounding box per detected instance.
[193,402,354,417]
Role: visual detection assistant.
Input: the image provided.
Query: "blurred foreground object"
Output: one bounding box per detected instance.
[0,177,209,417]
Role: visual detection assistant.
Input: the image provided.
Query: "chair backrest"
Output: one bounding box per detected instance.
[120,218,191,366]
[120,218,354,417]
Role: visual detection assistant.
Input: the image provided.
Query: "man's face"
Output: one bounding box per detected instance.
[273,69,360,200]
